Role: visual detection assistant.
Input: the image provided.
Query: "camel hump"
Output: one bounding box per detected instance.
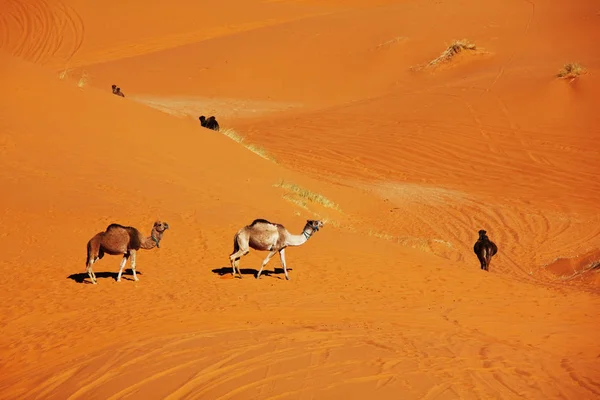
[106,223,128,231]
[104,223,141,249]
[126,227,142,249]
[250,218,274,226]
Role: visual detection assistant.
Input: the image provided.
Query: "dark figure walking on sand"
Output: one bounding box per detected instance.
[473,229,498,271]
[205,116,220,131]
[199,115,220,131]
[111,84,125,97]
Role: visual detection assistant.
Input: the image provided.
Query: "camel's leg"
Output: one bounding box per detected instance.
[130,250,139,281]
[230,249,248,278]
[116,255,129,282]
[256,250,277,279]
[476,249,486,271]
[87,261,97,284]
[279,248,290,281]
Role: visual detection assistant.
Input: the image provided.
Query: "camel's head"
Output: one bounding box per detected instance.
[306,220,324,232]
[478,229,487,236]
[111,84,116,90]
[199,115,206,122]
[153,221,170,233]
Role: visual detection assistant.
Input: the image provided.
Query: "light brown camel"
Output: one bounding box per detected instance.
[473,229,498,271]
[85,221,169,284]
[229,218,324,280]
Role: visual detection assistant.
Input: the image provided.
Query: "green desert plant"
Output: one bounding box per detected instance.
[557,63,585,79]
[274,180,340,210]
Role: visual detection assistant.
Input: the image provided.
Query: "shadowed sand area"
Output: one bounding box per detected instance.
[0,0,599,399]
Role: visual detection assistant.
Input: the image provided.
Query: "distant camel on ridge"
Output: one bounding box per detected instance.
[199,115,220,131]
[85,221,169,284]
[111,84,125,97]
[229,219,324,280]
[205,116,220,131]
[473,229,497,271]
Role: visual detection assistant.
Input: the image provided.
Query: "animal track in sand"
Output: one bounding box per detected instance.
[0,0,84,67]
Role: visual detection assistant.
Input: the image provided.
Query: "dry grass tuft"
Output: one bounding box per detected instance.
[557,63,585,79]
[58,68,89,88]
[428,39,476,67]
[275,180,340,211]
[220,128,276,162]
[76,71,89,88]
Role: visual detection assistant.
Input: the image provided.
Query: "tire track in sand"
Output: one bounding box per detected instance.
[0,0,84,66]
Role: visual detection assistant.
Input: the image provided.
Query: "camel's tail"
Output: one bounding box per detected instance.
[85,240,92,269]
[86,237,103,269]
[231,233,240,256]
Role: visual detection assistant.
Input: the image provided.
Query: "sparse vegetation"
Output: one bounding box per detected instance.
[77,71,89,88]
[428,39,476,67]
[274,180,340,211]
[58,67,70,80]
[220,128,276,162]
[58,68,89,88]
[557,63,585,79]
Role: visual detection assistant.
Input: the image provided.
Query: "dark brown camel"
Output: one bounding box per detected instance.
[205,116,220,131]
[229,219,324,280]
[85,221,169,284]
[111,84,125,97]
[473,229,497,271]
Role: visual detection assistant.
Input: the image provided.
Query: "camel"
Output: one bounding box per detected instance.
[85,220,169,284]
[229,219,324,280]
[199,115,219,130]
[473,229,498,271]
[205,116,220,131]
[111,84,125,97]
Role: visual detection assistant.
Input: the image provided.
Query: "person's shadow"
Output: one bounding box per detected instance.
[67,269,142,284]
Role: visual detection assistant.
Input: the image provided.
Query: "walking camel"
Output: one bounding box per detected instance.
[229,219,324,280]
[111,84,125,97]
[199,115,220,131]
[85,220,169,284]
[473,229,498,271]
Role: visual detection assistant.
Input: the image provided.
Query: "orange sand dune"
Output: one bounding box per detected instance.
[1,0,600,398]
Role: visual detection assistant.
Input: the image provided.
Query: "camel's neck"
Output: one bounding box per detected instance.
[140,228,163,250]
[285,226,314,247]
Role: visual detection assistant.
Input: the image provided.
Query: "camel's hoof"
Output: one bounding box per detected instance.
[285,276,290,281]
[255,275,260,280]
[134,278,139,282]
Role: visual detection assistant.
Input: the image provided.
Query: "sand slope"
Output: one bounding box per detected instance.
[1,0,599,398]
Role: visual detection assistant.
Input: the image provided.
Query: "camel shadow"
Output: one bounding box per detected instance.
[211,266,292,279]
[67,269,142,284]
